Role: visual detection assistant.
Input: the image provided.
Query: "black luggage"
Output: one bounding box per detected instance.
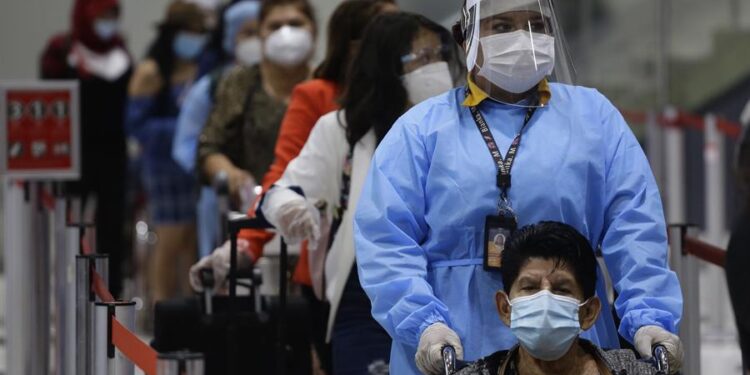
[152,217,311,375]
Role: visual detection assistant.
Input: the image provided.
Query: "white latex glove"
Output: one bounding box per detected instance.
[264,188,320,245]
[634,325,683,373]
[415,323,464,375]
[189,239,251,292]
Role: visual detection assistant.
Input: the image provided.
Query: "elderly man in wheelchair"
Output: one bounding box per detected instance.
[448,222,679,375]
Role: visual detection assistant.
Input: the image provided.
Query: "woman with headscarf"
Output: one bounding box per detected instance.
[172,1,262,258]
[126,1,209,302]
[40,0,132,297]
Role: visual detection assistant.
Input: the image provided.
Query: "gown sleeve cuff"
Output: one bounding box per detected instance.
[619,309,678,343]
[396,306,451,348]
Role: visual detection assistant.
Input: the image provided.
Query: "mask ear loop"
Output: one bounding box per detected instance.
[578,296,592,307]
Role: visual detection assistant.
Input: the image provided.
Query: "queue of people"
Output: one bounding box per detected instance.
[41,0,690,373]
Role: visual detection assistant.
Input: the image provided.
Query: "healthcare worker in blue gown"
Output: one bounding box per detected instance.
[353,0,685,374]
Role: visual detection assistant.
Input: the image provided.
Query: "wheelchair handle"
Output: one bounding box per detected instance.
[442,345,457,375]
[653,344,669,374]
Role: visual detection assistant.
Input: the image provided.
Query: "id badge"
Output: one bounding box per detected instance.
[483,215,517,271]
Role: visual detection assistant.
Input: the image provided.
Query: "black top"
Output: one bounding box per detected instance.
[455,340,661,375]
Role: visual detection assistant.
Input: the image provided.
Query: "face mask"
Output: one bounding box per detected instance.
[235,37,262,66]
[509,290,586,361]
[264,26,313,67]
[173,32,207,60]
[478,30,555,94]
[402,61,454,105]
[94,19,119,41]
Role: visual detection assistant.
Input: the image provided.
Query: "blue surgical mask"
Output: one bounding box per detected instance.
[509,290,588,361]
[94,19,119,41]
[173,32,207,60]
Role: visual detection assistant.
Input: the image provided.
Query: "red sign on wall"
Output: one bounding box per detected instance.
[1,81,79,180]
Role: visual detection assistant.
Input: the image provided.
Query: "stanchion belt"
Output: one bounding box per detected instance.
[92,270,114,302]
[684,237,726,268]
[40,187,56,211]
[112,317,158,375]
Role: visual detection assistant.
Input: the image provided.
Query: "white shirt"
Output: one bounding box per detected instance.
[263,110,376,340]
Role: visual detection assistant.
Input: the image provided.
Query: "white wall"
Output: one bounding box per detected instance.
[0,0,459,81]
[0,0,172,80]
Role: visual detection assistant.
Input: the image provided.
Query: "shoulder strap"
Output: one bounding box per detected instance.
[326,144,355,250]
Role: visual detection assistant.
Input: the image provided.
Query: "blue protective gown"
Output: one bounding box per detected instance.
[353,84,683,374]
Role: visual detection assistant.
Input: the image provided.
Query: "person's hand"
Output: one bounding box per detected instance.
[415,323,464,375]
[189,239,252,292]
[265,189,320,245]
[634,325,683,373]
[227,167,254,198]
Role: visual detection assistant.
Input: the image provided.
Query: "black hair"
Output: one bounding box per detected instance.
[145,2,205,117]
[313,0,394,86]
[501,221,598,300]
[259,0,316,30]
[145,24,180,117]
[342,12,454,147]
[737,128,750,201]
[203,2,233,68]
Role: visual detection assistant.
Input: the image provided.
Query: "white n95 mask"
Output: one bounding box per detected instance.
[402,61,453,105]
[509,290,586,361]
[478,30,555,94]
[94,20,119,41]
[264,26,313,67]
[236,37,262,66]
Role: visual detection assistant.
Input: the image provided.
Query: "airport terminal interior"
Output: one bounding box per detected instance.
[1,0,749,374]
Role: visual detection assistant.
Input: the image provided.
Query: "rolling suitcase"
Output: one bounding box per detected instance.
[152,216,311,375]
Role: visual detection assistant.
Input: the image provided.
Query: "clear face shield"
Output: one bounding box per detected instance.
[462,0,575,106]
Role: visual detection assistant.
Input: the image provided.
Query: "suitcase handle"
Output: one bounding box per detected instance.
[442,345,457,375]
[226,215,288,375]
[652,344,669,374]
[199,269,215,315]
[227,217,274,298]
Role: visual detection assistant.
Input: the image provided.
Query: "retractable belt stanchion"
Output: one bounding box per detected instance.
[76,252,109,375]
[668,224,701,375]
[94,301,136,375]
[158,352,205,375]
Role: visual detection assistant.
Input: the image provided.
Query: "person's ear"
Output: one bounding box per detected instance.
[579,296,601,331]
[496,290,512,326]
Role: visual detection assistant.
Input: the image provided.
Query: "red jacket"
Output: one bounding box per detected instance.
[240,79,339,285]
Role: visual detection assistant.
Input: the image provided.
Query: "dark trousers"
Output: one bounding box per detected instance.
[302,285,333,373]
[331,266,391,375]
[727,212,750,371]
[67,148,127,298]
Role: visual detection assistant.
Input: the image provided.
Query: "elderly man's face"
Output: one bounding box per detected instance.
[495,257,601,331]
[509,258,583,300]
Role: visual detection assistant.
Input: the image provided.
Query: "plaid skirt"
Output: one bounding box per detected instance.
[141,157,197,224]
